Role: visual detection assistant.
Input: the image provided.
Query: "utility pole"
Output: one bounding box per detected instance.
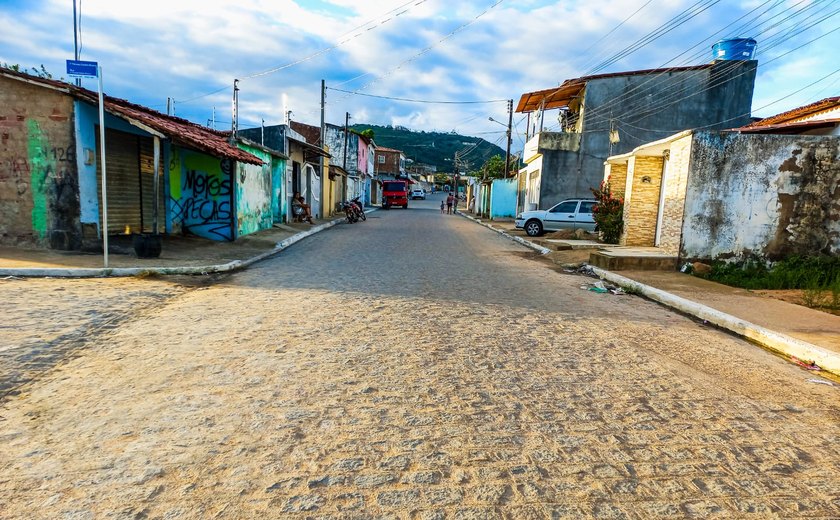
[319,79,326,217]
[72,0,80,87]
[230,79,239,143]
[505,98,513,178]
[343,111,350,170]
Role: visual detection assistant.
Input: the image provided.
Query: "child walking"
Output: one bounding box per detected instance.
[440,200,445,213]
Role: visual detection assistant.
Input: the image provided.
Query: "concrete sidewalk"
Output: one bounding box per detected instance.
[0,212,369,277]
[458,210,840,378]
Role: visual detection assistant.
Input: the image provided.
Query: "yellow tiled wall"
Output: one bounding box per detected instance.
[621,156,663,246]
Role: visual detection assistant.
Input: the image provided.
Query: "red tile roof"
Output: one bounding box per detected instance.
[0,67,262,165]
[375,146,404,154]
[740,96,840,129]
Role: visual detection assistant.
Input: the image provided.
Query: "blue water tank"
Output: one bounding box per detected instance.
[712,38,757,61]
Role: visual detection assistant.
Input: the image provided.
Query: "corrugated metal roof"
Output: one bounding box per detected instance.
[516,64,714,113]
[740,96,840,129]
[0,67,262,165]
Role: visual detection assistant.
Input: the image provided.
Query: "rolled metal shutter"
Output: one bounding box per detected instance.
[96,129,161,234]
[138,138,164,233]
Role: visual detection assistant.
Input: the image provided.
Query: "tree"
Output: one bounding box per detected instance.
[590,179,624,244]
[481,155,506,179]
[359,128,375,139]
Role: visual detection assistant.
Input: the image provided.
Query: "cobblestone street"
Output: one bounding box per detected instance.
[1,195,839,519]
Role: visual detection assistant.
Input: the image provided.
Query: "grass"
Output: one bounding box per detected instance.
[702,255,840,311]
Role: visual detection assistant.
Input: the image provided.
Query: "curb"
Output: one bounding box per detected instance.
[457,210,840,377]
[0,209,377,278]
[590,266,840,377]
[456,211,551,255]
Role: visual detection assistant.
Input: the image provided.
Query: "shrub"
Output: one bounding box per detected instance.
[704,254,840,291]
[590,180,624,244]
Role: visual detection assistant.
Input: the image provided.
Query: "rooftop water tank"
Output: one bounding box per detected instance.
[712,38,757,61]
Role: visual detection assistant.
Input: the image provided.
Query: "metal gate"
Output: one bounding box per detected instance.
[96,128,163,234]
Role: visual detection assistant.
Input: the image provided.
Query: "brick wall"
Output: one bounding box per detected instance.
[375,150,401,176]
[0,75,79,248]
[657,135,693,254]
[621,156,663,246]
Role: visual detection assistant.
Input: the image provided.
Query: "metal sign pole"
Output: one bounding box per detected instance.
[97,65,108,267]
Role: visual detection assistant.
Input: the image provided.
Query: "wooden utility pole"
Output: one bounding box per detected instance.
[505,99,513,177]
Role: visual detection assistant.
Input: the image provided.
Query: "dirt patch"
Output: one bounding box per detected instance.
[753,288,840,316]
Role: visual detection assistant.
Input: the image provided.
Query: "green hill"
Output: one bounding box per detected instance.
[352,124,505,174]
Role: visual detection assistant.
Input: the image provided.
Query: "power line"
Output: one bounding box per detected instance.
[174,0,429,106]
[329,0,506,102]
[326,87,507,104]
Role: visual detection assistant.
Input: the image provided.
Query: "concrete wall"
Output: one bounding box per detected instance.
[168,147,234,241]
[621,156,664,246]
[538,60,757,209]
[235,144,275,237]
[0,77,80,249]
[489,178,517,219]
[681,131,840,261]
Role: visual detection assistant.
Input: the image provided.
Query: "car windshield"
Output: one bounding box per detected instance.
[384,182,405,191]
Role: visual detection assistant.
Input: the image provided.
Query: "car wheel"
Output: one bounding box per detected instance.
[525,219,543,237]
[403,204,408,209]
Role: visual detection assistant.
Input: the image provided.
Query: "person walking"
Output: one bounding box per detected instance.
[446,193,454,214]
[440,199,445,214]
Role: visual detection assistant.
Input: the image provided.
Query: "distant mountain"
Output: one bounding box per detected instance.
[351,124,505,174]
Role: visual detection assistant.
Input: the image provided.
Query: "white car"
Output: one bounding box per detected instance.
[410,189,426,200]
[515,199,597,237]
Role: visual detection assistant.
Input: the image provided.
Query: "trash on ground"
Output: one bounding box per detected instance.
[576,264,597,277]
[1,276,23,281]
[807,378,834,386]
[791,356,821,371]
[580,280,625,295]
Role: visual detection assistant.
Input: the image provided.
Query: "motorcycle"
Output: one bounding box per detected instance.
[351,196,366,221]
[341,200,358,223]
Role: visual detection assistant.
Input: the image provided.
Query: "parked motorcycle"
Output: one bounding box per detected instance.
[351,196,366,221]
[341,200,359,223]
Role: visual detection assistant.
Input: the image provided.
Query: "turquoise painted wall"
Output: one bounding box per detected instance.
[490,178,517,219]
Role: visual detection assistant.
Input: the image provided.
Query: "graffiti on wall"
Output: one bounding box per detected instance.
[169,149,234,240]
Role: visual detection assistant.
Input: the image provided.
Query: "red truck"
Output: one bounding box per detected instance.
[381,179,410,209]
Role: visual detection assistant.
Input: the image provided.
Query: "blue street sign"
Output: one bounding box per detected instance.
[66,60,98,78]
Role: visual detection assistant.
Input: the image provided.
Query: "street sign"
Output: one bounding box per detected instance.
[66,60,98,78]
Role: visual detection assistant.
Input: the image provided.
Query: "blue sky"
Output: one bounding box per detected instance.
[1,0,838,154]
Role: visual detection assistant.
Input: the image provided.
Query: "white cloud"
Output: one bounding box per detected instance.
[2,0,838,150]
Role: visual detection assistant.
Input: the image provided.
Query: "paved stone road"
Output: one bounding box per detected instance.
[1,194,839,519]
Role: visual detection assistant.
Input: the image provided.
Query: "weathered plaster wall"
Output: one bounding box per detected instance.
[168,147,234,241]
[490,178,517,219]
[0,78,80,249]
[235,145,273,237]
[681,132,840,261]
[621,156,663,246]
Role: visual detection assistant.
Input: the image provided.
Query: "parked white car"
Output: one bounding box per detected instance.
[514,199,597,237]
[410,189,426,200]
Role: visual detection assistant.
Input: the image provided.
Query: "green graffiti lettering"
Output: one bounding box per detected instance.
[27,120,52,239]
